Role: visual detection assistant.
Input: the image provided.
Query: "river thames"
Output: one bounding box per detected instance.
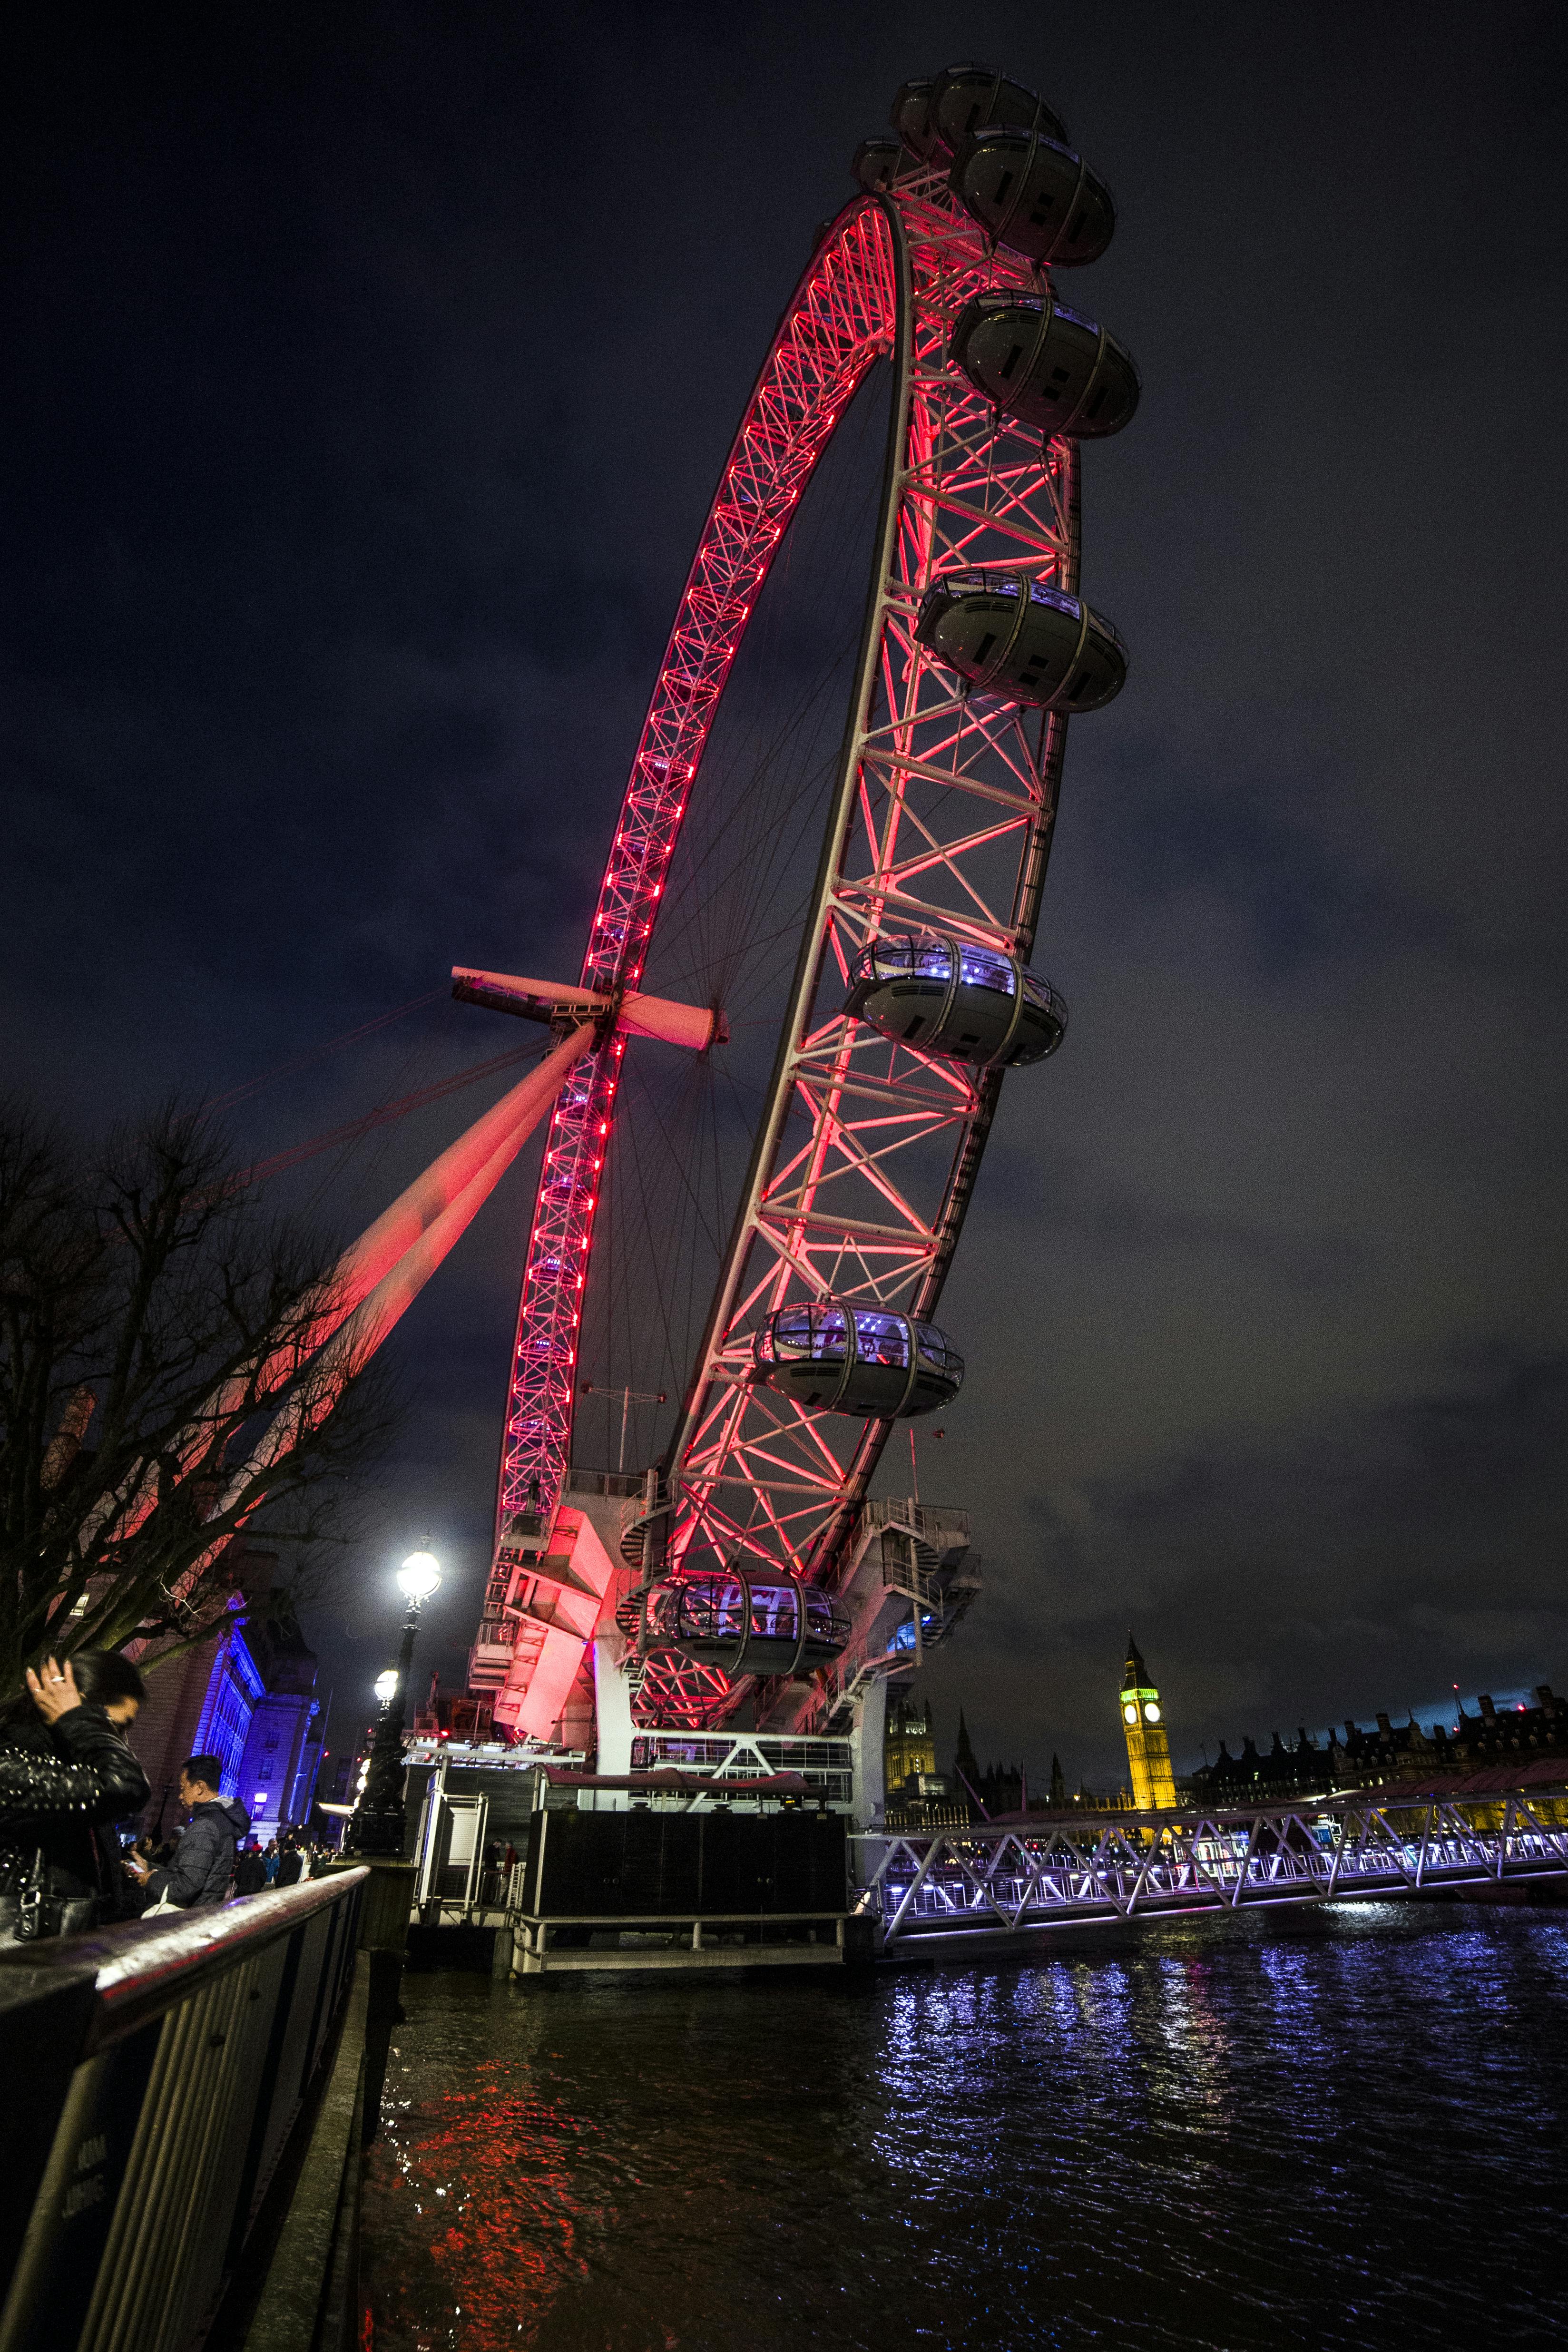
[362,1904,1568,2349]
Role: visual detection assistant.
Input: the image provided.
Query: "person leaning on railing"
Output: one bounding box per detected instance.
[124,1755,249,1911]
[0,1650,151,1942]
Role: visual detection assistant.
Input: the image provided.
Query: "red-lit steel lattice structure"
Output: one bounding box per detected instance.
[490,158,1095,1736]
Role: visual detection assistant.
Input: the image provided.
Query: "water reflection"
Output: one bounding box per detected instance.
[363,1907,1568,2351]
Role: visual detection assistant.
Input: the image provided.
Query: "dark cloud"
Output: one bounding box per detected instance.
[923,1352,1567,1778]
[3,3,1564,1768]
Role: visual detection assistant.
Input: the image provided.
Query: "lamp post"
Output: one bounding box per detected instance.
[346,1551,442,1857]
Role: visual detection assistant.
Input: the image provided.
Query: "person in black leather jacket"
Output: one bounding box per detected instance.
[0,1651,151,1938]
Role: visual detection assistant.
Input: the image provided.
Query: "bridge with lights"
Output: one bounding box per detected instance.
[856,1785,1568,1958]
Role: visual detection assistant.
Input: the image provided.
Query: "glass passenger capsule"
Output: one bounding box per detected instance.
[916,570,1127,711]
[890,64,1070,161]
[644,1572,849,1678]
[948,120,1116,268]
[926,62,1071,155]
[852,137,906,193]
[950,292,1140,441]
[845,932,1067,1067]
[888,77,942,159]
[754,1301,964,1419]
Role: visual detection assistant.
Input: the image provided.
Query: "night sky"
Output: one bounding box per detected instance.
[6,5,1566,1787]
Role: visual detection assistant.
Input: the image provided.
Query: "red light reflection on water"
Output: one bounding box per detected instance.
[363,2064,593,2352]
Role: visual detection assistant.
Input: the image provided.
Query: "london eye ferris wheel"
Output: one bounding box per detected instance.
[457,63,1141,1764]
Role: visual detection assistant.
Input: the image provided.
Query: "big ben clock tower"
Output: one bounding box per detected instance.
[1120,1634,1177,1811]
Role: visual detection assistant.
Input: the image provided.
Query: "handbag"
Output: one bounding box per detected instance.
[14,1848,57,1940]
[0,1848,98,1943]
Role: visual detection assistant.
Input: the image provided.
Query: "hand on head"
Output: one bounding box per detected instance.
[26,1656,81,1725]
[25,1651,141,1727]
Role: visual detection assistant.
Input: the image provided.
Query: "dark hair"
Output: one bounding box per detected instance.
[183,1754,224,1792]
[0,1647,146,1737]
[71,1651,148,1712]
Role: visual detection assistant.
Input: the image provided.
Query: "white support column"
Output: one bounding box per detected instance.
[592,1627,637,1783]
[851,1675,889,1838]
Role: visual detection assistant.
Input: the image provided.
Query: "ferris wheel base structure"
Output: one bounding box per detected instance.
[466,1466,980,1824]
[462,62,1140,1813]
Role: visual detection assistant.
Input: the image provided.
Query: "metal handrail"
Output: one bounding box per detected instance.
[0,1870,371,2050]
[859,1497,972,1542]
[0,1868,370,2352]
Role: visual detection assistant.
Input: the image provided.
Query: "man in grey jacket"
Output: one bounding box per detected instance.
[127,1754,249,1910]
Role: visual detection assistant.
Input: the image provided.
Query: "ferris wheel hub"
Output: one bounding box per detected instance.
[451,966,727,1053]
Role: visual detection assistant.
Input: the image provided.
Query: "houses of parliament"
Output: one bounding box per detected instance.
[882,1634,1565,1824]
[882,1633,1177,1824]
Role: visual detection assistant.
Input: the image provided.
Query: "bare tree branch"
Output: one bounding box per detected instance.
[0,1098,398,1695]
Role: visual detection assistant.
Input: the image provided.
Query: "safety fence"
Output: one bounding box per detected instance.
[855,1789,1568,1951]
[0,1867,367,2352]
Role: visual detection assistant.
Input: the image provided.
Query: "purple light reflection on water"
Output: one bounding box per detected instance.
[362,1905,1568,2351]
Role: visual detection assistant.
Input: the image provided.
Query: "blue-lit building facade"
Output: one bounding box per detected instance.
[129,1548,325,1839]
[194,1614,266,1794]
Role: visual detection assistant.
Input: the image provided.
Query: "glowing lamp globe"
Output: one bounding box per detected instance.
[373,1670,399,1705]
[397,1551,442,1603]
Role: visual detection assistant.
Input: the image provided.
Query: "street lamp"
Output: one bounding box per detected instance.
[399,1551,441,1604]
[346,1550,443,1857]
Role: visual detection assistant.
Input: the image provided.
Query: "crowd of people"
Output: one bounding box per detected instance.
[0,1649,342,1945]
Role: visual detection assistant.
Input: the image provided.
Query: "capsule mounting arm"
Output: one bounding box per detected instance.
[452,967,728,1053]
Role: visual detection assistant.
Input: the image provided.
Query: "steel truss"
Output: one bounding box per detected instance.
[492,156,1089,1736]
[488,200,896,1736]
[859,1791,1568,1949]
[653,165,1077,1730]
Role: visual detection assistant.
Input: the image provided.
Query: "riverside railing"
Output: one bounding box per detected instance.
[854,1789,1568,1952]
[0,1867,367,2352]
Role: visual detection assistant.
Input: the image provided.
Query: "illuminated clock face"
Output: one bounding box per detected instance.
[1144,1703,1162,1724]
[1122,1703,1138,1725]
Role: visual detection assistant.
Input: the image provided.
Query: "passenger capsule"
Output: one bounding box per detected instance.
[916,570,1127,712]
[852,137,906,194]
[948,122,1116,268]
[950,292,1140,440]
[927,62,1071,155]
[644,1572,849,1678]
[889,78,941,159]
[754,1302,963,1419]
[846,932,1067,1067]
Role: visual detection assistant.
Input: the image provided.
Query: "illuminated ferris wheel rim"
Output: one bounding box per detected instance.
[490,85,1134,1735]
[493,194,902,1554]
